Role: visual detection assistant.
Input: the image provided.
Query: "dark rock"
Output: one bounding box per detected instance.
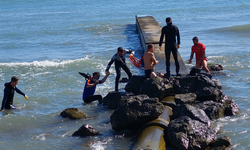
[72,124,100,137]
[139,76,173,100]
[207,64,223,71]
[221,95,239,116]
[173,74,220,94]
[120,94,149,106]
[195,87,223,102]
[195,101,225,120]
[172,104,211,126]
[125,75,147,94]
[212,78,222,89]
[110,96,164,131]
[174,93,197,105]
[102,91,134,109]
[208,136,232,150]
[166,116,216,150]
[60,108,89,119]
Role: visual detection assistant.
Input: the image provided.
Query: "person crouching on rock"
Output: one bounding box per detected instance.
[82,72,110,103]
[188,36,210,73]
[143,44,164,78]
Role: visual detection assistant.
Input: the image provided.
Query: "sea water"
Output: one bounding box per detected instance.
[0,0,250,149]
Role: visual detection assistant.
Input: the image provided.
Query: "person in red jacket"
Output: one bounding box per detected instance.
[188,36,210,73]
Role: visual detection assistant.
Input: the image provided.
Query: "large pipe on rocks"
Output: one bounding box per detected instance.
[134,96,175,149]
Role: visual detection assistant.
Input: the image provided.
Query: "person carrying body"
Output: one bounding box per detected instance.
[105,47,135,91]
[159,17,180,77]
[143,44,164,78]
[1,76,28,111]
[82,71,110,103]
[188,36,210,73]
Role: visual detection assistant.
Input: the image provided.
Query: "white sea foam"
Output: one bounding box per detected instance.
[0,56,90,67]
[33,133,46,141]
[90,141,105,150]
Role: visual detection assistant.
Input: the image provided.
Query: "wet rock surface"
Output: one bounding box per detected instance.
[166,116,216,150]
[110,95,164,131]
[72,124,100,137]
[102,91,134,109]
[102,72,239,149]
[60,108,89,119]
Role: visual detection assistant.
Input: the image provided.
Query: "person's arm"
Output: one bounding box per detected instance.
[188,51,194,63]
[100,72,110,83]
[86,79,99,88]
[176,27,180,45]
[105,56,114,73]
[15,87,25,96]
[159,28,164,47]
[151,53,158,65]
[15,87,28,100]
[1,88,10,110]
[124,49,135,55]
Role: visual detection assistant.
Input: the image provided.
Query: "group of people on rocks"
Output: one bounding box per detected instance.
[1,17,211,110]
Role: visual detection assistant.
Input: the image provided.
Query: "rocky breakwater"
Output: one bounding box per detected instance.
[104,74,239,149]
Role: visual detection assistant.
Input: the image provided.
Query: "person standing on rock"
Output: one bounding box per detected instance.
[105,47,135,91]
[1,76,28,111]
[188,36,210,73]
[159,17,180,77]
[143,44,164,78]
[82,72,110,103]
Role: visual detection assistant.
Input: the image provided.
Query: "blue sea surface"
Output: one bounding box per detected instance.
[0,0,250,149]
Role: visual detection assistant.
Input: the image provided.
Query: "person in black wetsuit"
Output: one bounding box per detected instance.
[105,47,135,91]
[159,17,180,77]
[1,76,28,111]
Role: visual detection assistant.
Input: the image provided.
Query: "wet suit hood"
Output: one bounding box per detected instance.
[4,82,11,87]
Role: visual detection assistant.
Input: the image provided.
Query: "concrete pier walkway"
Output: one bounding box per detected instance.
[136,15,188,75]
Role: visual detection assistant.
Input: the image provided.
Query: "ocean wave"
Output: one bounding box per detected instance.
[210,24,250,36]
[0,56,90,67]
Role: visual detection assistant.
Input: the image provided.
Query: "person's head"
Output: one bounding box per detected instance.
[147,44,154,52]
[192,36,199,45]
[117,47,124,57]
[166,17,172,24]
[10,76,19,87]
[92,72,100,80]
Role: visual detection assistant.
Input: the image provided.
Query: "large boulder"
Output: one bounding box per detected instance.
[139,76,173,100]
[166,116,216,150]
[102,91,134,109]
[173,73,221,94]
[195,101,225,120]
[174,93,197,105]
[125,75,147,94]
[72,124,100,137]
[221,95,239,116]
[60,108,89,119]
[195,86,223,102]
[172,104,211,126]
[110,95,164,131]
[207,63,223,71]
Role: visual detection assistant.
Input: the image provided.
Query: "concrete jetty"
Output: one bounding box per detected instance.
[136,15,188,75]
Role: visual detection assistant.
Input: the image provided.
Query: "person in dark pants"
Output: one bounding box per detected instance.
[1,76,28,111]
[159,17,180,77]
[105,47,134,91]
[82,72,109,103]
